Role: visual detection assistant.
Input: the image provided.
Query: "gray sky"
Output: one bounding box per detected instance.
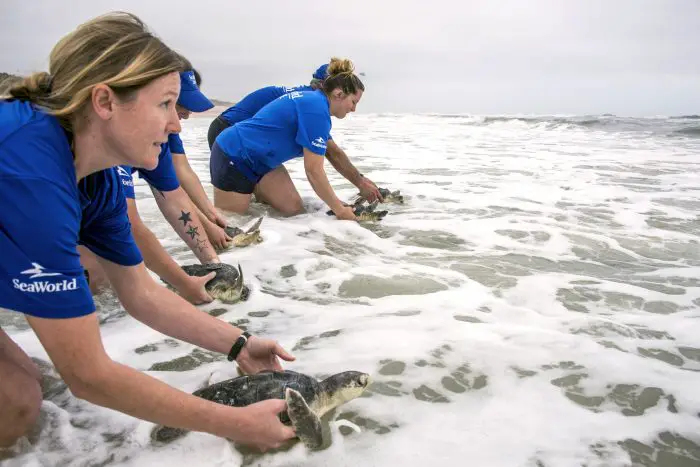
[2,0,699,115]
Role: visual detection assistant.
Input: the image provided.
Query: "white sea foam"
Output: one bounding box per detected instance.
[2,113,700,466]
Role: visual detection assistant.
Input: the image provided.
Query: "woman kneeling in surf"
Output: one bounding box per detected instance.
[210,58,365,221]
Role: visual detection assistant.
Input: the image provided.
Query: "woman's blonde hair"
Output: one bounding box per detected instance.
[322,57,365,96]
[4,11,186,131]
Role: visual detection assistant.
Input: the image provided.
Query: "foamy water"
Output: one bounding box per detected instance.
[2,114,700,467]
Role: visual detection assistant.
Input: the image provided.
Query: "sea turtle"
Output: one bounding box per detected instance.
[326,200,388,222]
[176,263,250,303]
[356,187,404,204]
[151,369,371,449]
[220,217,264,250]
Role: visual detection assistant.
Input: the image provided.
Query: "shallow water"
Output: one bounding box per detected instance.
[2,114,700,466]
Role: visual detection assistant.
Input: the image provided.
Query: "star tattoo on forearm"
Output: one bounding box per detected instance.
[186,225,199,240]
[178,210,192,226]
[195,238,208,252]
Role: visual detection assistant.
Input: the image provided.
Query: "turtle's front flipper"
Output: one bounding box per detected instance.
[245,216,264,233]
[285,388,323,449]
[151,425,189,444]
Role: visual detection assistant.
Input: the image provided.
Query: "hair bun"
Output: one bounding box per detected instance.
[326,57,354,77]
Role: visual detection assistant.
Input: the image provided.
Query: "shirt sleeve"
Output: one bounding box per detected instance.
[296,110,331,156]
[0,176,95,319]
[78,169,143,268]
[134,144,180,192]
[116,165,136,199]
[168,133,185,155]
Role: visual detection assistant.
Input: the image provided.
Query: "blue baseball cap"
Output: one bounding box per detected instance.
[177,70,214,112]
[312,64,329,80]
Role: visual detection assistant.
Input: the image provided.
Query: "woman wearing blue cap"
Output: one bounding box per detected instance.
[83,69,234,304]
[168,68,232,243]
[210,58,380,218]
[0,12,295,451]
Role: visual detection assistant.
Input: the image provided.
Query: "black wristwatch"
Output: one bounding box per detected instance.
[227,331,252,362]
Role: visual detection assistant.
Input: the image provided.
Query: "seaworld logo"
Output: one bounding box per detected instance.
[13,263,77,293]
[311,137,326,150]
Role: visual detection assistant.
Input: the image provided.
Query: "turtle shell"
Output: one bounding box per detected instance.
[193,370,321,424]
[181,263,239,288]
[224,226,243,237]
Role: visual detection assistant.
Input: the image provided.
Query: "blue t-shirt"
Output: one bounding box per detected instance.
[168,133,185,155]
[118,144,180,199]
[220,85,313,125]
[0,100,143,319]
[216,90,332,182]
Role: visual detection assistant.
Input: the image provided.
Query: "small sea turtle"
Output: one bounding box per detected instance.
[177,263,250,303]
[220,217,264,250]
[326,200,388,222]
[356,187,404,204]
[151,370,371,449]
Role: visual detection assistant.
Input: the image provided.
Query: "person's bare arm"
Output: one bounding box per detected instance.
[151,187,220,263]
[100,258,295,374]
[171,153,227,227]
[26,309,294,450]
[325,139,382,202]
[127,198,212,304]
[303,148,356,220]
[324,139,363,186]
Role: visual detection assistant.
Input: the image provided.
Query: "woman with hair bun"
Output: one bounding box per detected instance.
[210,57,377,219]
[0,11,295,451]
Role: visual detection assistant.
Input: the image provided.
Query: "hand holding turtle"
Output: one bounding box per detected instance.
[236,336,296,374]
[226,399,297,451]
[333,205,357,221]
[358,177,383,203]
[202,219,232,251]
[179,272,215,305]
[210,209,229,229]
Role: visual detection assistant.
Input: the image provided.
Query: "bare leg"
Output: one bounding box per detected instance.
[0,328,42,448]
[255,166,304,216]
[252,185,269,205]
[77,245,110,294]
[213,187,252,214]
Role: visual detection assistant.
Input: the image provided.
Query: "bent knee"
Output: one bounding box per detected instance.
[276,198,304,217]
[0,379,41,447]
[213,189,250,214]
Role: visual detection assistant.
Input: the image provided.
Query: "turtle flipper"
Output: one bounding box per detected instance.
[285,388,323,449]
[245,216,264,233]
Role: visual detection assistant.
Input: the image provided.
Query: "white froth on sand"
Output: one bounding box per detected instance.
[2,114,700,466]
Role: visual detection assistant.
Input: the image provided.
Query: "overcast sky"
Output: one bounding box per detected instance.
[2,0,698,115]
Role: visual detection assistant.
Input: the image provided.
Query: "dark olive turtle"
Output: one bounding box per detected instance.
[151,370,371,449]
[178,263,250,303]
[326,200,388,222]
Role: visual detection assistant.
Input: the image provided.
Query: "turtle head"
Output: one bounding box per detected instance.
[231,230,262,247]
[224,217,264,248]
[208,264,251,303]
[318,371,371,410]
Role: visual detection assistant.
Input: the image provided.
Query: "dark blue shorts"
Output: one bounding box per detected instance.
[210,143,257,194]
